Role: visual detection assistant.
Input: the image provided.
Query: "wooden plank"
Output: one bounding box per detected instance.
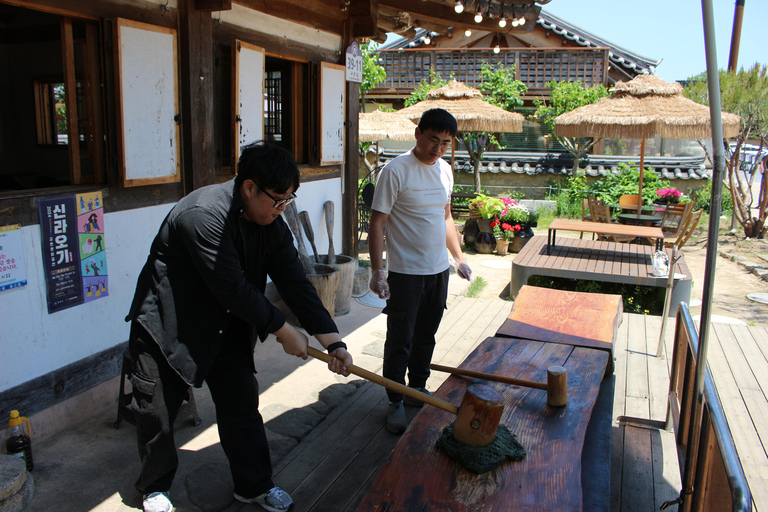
[625,314,650,419]
[613,313,630,418]
[644,314,669,421]
[355,337,609,512]
[621,426,656,512]
[496,285,622,357]
[706,325,768,508]
[652,427,682,511]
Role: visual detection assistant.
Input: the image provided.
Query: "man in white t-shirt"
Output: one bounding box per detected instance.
[368,108,472,434]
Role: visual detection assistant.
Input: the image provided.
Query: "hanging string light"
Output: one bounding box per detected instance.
[498,5,507,28]
[474,3,483,24]
[454,0,464,13]
[464,28,472,37]
[518,4,527,26]
[423,33,431,44]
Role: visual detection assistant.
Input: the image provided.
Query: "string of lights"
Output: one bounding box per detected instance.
[451,1,529,27]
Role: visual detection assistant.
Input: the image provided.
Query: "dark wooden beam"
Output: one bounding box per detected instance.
[350,0,379,38]
[179,0,216,192]
[342,13,360,258]
[378,0,540,33]
[235,0,344,34]
[196,0,232,10]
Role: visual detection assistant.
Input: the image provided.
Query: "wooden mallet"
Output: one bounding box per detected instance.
[307,347,504,447]
[430,363,568,408]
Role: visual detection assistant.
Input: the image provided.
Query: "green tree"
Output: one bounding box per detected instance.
[534,80,609,175]
[684,64,768,238]
[360,42,386,108]
[404,70,448,107]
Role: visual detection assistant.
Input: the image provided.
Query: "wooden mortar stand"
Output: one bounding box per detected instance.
[307,347,504,446]
[430,363,568,407]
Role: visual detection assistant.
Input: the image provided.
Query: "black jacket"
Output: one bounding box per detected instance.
[126,180,336,386]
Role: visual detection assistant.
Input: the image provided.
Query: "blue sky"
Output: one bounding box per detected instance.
[544,0,766,82]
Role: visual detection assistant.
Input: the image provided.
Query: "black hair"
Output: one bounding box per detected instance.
[418,108,458,137]
[235,141,300,194]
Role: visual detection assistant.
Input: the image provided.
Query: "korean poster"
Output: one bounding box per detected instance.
[38,191,108,313]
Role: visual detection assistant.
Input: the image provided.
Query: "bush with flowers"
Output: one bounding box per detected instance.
[469,194,506,219]
[656,188,683,204]
[491,218,517,242]
[499,201,530,224]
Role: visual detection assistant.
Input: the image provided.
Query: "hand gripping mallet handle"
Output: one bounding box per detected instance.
[307,346,458,415]
[429,363,568,407]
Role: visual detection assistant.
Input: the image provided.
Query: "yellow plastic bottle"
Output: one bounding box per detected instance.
[5,410,33,471]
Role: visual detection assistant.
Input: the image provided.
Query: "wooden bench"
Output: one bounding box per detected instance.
[496,285,623,374]
[510,236,692,317]
[355,335,610,512]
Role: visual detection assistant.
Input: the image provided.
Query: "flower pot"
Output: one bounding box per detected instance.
[496,240,509,256]
[510,226,535,253]
[474,231,496,254]
[474,218,496,254]
[477,218,493,233]
[463,218,479,247]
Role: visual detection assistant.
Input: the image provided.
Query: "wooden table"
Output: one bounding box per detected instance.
[548,219,664,253]
[496,285,622,374]
[355,336,610,512]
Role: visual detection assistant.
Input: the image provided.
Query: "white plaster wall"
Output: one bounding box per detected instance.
[0,203,174,393]
[0,178,341,393]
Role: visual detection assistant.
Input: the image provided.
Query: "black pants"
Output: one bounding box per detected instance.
[382,269,449,402]
[128,321,273,499]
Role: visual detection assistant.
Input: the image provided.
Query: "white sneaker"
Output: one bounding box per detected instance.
[143,491,173,512]
[235,486,294,512]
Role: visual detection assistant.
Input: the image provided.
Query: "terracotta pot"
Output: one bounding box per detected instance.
[496,240,509,256]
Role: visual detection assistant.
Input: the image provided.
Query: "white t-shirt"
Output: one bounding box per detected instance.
[371,150,453,275]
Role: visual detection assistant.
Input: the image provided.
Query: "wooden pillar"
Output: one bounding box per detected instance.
[342,18,360,258]
[178,0,215,194]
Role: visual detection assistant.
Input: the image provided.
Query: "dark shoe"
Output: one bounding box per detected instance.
[386,401,407,434]
[235,487,294,512]
[403,387,432,407]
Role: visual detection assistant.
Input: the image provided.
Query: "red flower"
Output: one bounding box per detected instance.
[501,223,513,231]
[490,220,500,227]
[514,224,522,231]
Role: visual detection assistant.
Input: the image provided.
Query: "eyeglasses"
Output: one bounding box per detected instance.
[422,133,453,149]
[257,184,296,208]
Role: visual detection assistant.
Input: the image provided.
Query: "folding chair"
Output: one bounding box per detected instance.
[590,203,634,243]
[664,209,702,250]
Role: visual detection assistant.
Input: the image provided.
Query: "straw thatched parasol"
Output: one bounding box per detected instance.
[555,74,741,212]
[358,110,417,143]
[398,80,525,133]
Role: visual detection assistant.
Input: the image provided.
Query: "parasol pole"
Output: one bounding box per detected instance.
[637,139,645,214]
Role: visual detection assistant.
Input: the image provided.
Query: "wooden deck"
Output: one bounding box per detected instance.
[510,236,692,317]
[272,295,767,512]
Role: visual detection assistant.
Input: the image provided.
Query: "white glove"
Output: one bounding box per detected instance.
[457,262,472,281]
[369,269,390,300]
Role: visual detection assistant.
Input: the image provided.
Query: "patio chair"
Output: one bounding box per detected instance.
[660,202,692,236]
[580,198,595,239]
[665,208,702,250]
[619,194,641,213]
[590,203,634,243]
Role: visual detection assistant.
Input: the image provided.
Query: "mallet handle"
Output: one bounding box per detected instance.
[308,347,459,415]
[430,363,548,391]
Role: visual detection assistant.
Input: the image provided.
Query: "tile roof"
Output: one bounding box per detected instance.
[377,150,709,180]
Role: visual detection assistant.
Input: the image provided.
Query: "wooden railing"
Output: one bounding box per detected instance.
[373,47,610,95]
[665,303,752,511]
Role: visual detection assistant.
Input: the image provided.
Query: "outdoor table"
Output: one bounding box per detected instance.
[548,219,664,253]
[617,213,662,227]
[355,335,610,512]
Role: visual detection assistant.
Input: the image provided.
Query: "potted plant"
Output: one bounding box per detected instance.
[655,188,683,205]
[469,194,506,252]
[491,218,516,255]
